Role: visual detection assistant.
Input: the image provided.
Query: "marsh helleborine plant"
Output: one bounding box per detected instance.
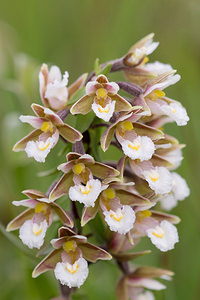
[7,33,190,300]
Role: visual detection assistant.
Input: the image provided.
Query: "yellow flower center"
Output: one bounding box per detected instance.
[64,241,77,253]
[32,223,44,236]
[65,262,79,274]
[35,203,47,214]
[96,88,107,99]
[38,141,50,151]
[149,89,166,100]
[73,163,85,175]
[41,121,54,133]
[118,120,133,136]
[104,188,115,199]
[137,210,152,221]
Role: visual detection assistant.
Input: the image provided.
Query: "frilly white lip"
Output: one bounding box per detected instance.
[103,205,136,234]
[69,179,103,207]
[147,220,179,252]
[54,257,89,288]
[19,219,48,249]
[92,100,116,122]
[25,137,54,163]
[143,167,172,195]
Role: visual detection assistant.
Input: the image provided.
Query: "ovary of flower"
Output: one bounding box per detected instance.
[103,205,136,234]
[160,102,189,126]
[121,136,155,161]
[19,219,48,249]
[69,179,102,207]
[92,100,116,122]
[54,257,89,288]
[147,220,179,252]
[25,138,53,163]
[41,121,54,133]
[143,167,172,195]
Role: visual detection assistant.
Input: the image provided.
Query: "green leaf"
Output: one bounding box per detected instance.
[99,63,112,76]
[75,111,95,133]
[37,167,59,177]
[94,58,101,75]
[67,86,86,105]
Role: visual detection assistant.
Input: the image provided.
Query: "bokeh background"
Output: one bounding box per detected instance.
[0,0,200,299]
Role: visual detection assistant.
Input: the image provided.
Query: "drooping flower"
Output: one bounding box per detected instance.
[124,33,159,67]
[39,64,87,110]
[32,227,112,288]
[116,266,173,300]
[13,104,82,162]
[147,220,179,252]
[70,74,132,122]
[7,189,73,249]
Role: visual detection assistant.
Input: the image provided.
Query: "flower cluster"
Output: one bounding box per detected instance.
[7,33,190,299]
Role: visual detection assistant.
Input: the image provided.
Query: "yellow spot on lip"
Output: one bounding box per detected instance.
[32,223,44,235]
[98,106,110,113]
[80,184,92,195]
[149,89,166,100]
[171,108,176,113]
[73,163,85,175]
[38,142,50,151]
[149,172,159,182]
[110,210,123,222]
[152,231,164,238]
[65,263,79,274]
[96,88,107,99]
[128,143,140,151]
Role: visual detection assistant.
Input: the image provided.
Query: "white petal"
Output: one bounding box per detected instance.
[160,193,178,211]
[135,278,165,290]
[19,219,48,249]
[121,136,155,161]
[54,257,88,288]
[69,179,102,207]
[171,172,190,201]
[92,100,116,122]
[164,148,183,170]
[136,291,155,300]
[143,61,173,75]
[147,220,179,252]
[143,167,172,195]
[160,102,189,126]
[103,205,135,234]
[25,137,54,163]
[48,65,62,82]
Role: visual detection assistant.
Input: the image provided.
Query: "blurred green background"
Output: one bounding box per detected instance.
[0,0,200,299]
